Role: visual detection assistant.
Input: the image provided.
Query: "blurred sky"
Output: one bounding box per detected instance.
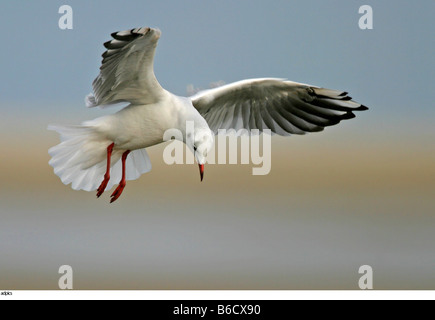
[0,0,434,290]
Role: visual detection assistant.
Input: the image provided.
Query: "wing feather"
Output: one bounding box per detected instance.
[241,101,251,130]
[259,100,276,132]
[191,78,368,136]
[87,27,168,108]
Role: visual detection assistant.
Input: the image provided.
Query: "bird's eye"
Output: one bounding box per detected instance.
[193,146,197,152]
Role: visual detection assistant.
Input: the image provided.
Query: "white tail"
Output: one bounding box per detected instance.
[48,124,152,192]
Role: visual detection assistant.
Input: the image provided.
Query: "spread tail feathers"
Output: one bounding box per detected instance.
[48,124,152,192]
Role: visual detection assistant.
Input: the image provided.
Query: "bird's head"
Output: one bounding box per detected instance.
[187,128,214,181]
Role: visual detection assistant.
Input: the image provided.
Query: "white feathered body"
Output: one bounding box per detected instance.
[49,93,209,191]
[103,95,209,149]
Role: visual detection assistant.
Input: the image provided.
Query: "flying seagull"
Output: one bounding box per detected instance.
[48,27,368,203]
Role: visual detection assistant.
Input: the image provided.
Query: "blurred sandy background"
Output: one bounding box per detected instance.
[0,1,434,289]
[0,110,433,289]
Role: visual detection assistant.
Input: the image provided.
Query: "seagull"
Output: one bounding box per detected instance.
[48,27,368,203]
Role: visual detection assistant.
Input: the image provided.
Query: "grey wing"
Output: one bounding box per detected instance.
[190,78,368,135]
[86,27,167,108]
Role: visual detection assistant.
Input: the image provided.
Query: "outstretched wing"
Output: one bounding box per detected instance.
[190,78,368,135]
[86,27,168,108]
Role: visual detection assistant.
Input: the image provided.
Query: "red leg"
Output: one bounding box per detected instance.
[97,143,115,198]
[110,150,131,203]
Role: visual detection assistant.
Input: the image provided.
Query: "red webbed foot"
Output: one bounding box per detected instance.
[109,150,130,203]
[110,182,126,203]
[96,143,115,198]
[97,174,110,198]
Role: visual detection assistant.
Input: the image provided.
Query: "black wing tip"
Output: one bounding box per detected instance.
[103,40,113,49]
[110,29,140,42]
[111,27,151,39]
[346,112,356,119]
[310,126,325,133]
[311,87,369,112]
[102,50,113,58]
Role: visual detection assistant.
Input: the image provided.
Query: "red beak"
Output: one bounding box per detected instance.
[199,164,204,182]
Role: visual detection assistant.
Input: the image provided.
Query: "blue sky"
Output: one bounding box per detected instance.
[1,0,433,122]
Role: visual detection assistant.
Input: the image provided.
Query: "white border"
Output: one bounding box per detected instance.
[1,290,433,300]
